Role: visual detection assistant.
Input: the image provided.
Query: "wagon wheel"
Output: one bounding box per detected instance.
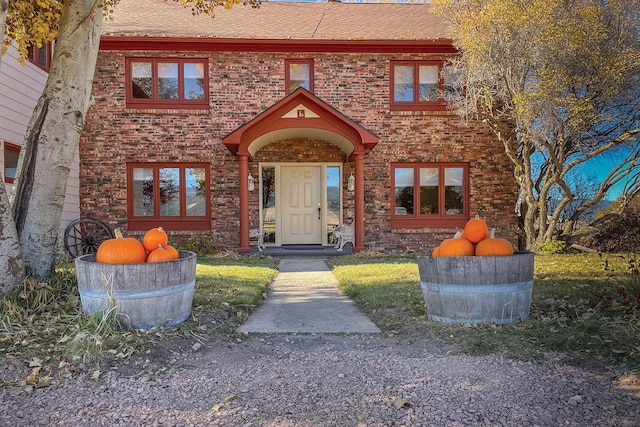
[64,218,113,258]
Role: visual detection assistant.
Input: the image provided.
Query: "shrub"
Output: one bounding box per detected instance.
[173,236,217,256]
[581,207,640,253]
[539,239,571,254]
[599,254,640,319]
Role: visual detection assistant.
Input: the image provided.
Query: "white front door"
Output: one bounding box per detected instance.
[280,166,322,244]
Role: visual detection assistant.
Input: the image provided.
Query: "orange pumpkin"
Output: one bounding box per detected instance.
[462,215,489,244]
[432,246,440,257]
[164,245,180,260]
[96,228,147,264]
[437,237,475,256]
[147,245,175,263]
[475,230,514,256]
[143,227,168,252]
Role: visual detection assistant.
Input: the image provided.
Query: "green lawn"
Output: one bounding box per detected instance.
[328,253,640,369]
[192,256,279,321]
[1,252,637,371]
[0,255,279,368]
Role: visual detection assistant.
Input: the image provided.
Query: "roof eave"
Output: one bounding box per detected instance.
[99,36,457,54]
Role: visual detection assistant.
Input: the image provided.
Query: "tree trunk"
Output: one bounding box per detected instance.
[10,0,103,278]
[0,181,24,292]
[0,0,27,292]
[0,1,6,54]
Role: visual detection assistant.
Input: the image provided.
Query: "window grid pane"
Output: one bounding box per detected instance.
[444,167,464,214]
[158,63,179,100]
[419,167,439,215]
[132,167,154,216]
[289,63,310,92]
[186,168,206,216]
[326,166,341,244]
[184,63,205,100]
[159,168,180,216]
[262,166,276,244]
[4,146,19,181]
[418,65,439,101]
[132,62,153,99]
[36,46,49,69]
[395,168,414,215]
[394,65,414,102]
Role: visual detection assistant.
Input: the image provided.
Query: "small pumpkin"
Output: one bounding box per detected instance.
[437,237,475,256]
[96,228,147,264]
[431,246,440,257]
[475,229,514,256]
[462,215,489,244]
[143,227,168,252]
[147,245,175,263]
[164,245,180,260]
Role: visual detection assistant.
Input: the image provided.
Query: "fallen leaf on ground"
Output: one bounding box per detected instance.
[394,398,412,409]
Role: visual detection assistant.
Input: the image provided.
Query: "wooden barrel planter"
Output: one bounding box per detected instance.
[74,251,197,330]
[417,252,534,325]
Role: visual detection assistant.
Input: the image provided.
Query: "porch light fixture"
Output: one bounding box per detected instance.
[248,173,255,192]
[347,173,355,192]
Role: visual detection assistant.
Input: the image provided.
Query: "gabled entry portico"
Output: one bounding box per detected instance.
[223,88,378,253]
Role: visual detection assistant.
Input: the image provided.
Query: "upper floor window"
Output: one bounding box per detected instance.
[3,142,20,184]
[127,163,211,231]
[391,162,469,228]
[286,59,314,93]
[125,58,209,109]
[390,61,458,111]
[28,42,53,71]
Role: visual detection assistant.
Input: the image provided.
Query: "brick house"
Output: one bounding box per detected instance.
[81,0,519,253]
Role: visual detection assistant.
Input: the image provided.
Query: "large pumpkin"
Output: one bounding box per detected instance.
[96,229,147,264]
[462,215,489,244]
[143,227,168,252]
[475,230,514,256]
[437,237,475,256]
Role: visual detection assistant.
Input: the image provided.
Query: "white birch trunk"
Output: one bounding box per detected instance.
[11,0,103,278]
[0,0,27,292]
[0,1,6,63]
[0,182,24,293]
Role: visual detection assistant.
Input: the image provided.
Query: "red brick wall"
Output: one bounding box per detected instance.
[80,50,519,252]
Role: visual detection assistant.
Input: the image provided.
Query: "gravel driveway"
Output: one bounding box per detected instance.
[1,332,638,426]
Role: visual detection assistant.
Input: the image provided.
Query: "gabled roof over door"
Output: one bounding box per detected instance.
[222,88,378,161]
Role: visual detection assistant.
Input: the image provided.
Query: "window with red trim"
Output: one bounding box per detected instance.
[285,59,314,93]
[3,142,20,184]
[127,163,211,231]
[28,42,53,71]
[125,58,209,109]
[391,163,469,228]
[390,61,459,111]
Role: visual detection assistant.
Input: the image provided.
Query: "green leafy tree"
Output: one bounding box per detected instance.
[433,0,640,251]
[0,0,259,284]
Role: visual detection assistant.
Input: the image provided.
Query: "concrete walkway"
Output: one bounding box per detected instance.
[237,258,381,334]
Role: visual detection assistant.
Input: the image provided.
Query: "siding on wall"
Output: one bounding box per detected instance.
[0,46,46,145]
[60,149,81,246]
[0,45,80,251]
[81,50,519,252]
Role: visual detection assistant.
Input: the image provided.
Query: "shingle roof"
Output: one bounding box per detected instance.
[102,0,450,41]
